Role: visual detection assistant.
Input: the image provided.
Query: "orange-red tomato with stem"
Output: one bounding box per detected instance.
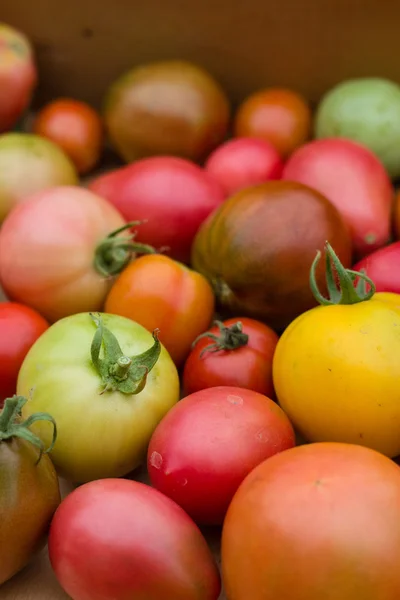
[105,254,215,367]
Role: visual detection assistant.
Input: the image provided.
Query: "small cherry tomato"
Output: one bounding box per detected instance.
[148,386,295,525]
[183,317,279,396]
[105,254,215,367]
[33,99,103,174]
[0,302,48,403]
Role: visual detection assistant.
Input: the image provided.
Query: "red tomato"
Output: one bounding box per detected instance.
[33,99,103,174]
[0,302,48,402]
[183,318,279,396]
[222,443,400,600]
[0,24,37,132]
[148,386,295,525]
[282,138,394,258]
[353,241,400,293]
[89,156,225,263]
[204,138,283,196]
[49,478,221,600]
[0,186,145,321]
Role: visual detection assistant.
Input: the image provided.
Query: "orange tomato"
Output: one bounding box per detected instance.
[33,99,103,174]
[234,88,312,158]
[105,254,215,367]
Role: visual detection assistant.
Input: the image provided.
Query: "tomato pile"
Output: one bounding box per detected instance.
[3,21,400,600]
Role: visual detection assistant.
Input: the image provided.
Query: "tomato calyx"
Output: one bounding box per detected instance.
[90,313,161,394]
[0,395,57,463]
[193,320,249,357]
[94,221,156,278]
[310,241,376,305]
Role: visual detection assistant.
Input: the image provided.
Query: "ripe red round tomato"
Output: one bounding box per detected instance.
[33,98,103,174]
[222,442,400,600]
[89,156,225,264]
[204,137,283,197]
[0,302,48,403]
[148,386,295,525]
[49,478,221,600]
[183,318,279,396]
[353,242,400,293]
[283,138,394,258]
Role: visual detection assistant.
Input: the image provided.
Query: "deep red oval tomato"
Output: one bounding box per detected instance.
[204,137,283,197]
[33,98,103,174]
[0,302,48,403]
[353,242,400,293]
[222,443,400,600]
[283,138,394,258]
[183,318,279,396]
[148,386,295,525]
[49,478,221,600]
[89,156,225,264]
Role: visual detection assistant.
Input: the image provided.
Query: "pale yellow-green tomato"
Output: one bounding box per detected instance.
[17,312,180,483]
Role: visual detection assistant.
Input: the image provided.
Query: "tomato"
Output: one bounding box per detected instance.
[89,156,225,264]
[192,181,352,331]
[148,386,295,525]
[33,98,103,174]
[0,395,60,585]
[0,133,78,222]
[17,312,179,482]
[182,318,279,396]
[0,24,37,132]
[353,242,400,294]
[204,137,283,197]
[103,59,230,163]
[222,442,400,600]
[233,88,311,158]
[49,478,220,600]
[105,254,215,367]
[273,242,400,457]
[393,188,400,238]
[0,186,155,322]
[283,138,394,258]
[315,77,400,178]
[0,302,49,403]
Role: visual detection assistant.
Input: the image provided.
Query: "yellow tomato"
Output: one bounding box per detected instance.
[273,246,400,458]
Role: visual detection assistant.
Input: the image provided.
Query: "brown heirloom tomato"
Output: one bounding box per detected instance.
[192,181,352,331]
[105,254,215,367]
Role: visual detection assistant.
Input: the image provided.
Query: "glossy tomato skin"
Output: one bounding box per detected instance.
[283,138,394,257]
[103,59,230,163]
[148,386,295,525]
[183,317,279,396]
[192,181,352,331]
[0,437,60,585]
[353,242,400,293]
[273,295,400,457]
[222,442,400,600]
[49,478,221,600]
[234,88,311,158]
[105,254,215,367]
[33,99,103,174]
[0,186,127,322]
[17,312,180,483]
[204,137,283,196]
[0,303,49,403]
[0,24,37,132]
[89,156,225,264]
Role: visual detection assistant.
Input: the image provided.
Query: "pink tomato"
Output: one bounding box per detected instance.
[282,138,394,257]
[148,386,295,525]
[89,156,225,264]
[353,241,400,294]
[204,137,283,196]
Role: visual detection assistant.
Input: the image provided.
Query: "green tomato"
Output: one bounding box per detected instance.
[17,312,180,483]
[315,78,400,178]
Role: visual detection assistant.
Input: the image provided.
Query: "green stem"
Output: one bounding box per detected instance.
[94,221,156,278]
[310,242,376,306]
[193,320,249,357]
[90,313,161,394]
[0,396,57,464]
